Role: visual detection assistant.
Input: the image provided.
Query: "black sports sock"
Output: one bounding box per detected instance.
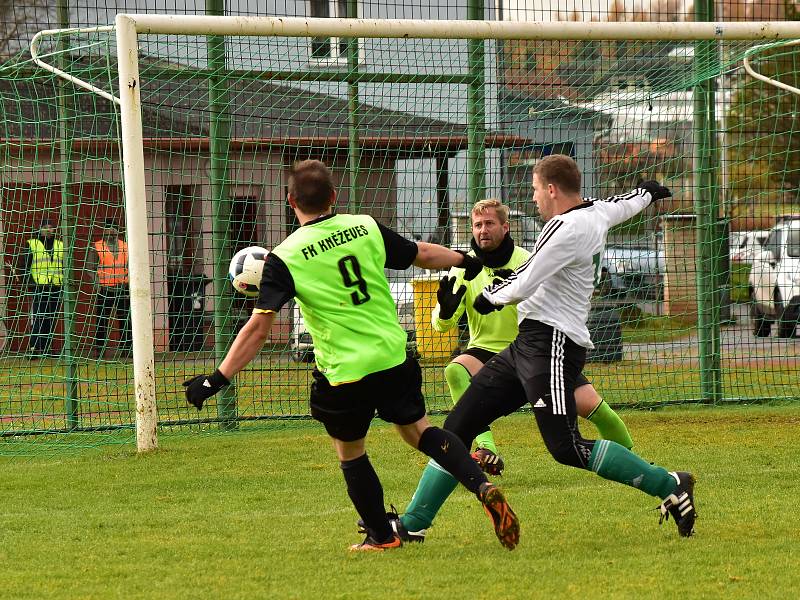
[417,426,487,496]
[340,454,393,542]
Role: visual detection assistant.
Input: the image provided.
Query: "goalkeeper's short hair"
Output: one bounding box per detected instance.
[471,198,509,224]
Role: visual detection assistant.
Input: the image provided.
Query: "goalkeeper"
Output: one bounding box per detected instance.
[392,198,633,542]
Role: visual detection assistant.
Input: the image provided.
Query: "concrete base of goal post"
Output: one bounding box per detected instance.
[660,214,698,322]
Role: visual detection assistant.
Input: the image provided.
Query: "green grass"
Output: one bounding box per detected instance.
[3,405,800,599]
[3,349,800,444]
[620,311,696,343]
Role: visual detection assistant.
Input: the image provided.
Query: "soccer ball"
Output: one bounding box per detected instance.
[228,246,268,297]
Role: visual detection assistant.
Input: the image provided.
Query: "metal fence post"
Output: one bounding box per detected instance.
[467,0,487,206]
[208,0,238,429]
[693,0,723,403]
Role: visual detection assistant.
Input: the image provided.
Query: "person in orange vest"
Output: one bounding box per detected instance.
[88,219,131,358]
[12,220,64,359]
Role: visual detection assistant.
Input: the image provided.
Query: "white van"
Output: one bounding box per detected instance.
[730,230,769,264]
[749,219,800,337]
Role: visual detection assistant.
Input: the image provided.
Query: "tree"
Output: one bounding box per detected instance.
[0,0,53,60]
[725,1,800,217]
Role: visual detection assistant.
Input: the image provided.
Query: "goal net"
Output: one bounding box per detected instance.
[2,15,800,453]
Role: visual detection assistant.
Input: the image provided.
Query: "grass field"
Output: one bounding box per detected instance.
[3,339,800,440]
[3,404,800,599]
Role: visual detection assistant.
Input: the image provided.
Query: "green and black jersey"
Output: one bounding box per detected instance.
[255,214,418,384]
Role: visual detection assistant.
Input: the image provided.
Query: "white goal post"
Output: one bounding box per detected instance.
[31,15,800,452]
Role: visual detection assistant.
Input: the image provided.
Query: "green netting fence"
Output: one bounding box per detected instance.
[2,2,800,455]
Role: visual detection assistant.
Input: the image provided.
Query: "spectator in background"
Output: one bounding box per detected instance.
[88,219,131,358]
[16,220,64,359]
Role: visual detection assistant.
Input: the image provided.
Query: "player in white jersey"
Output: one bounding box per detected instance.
[377,199,634,545]
[447,154,698,537]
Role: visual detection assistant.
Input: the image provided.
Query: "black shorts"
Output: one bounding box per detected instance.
[460,346,496,364]
[309,356,427,442]
[448,321,588,425]
[462,346,591,388]
[444,319,595,469]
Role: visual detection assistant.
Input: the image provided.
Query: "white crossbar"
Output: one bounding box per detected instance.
[120,15,800,41]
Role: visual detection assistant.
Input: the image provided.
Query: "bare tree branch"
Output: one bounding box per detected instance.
[0,0,54,59]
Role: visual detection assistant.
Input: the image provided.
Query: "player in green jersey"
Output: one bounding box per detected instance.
[183,160,520,552]
[382,198,634,542]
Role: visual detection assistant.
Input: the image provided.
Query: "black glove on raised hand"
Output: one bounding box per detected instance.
[455,251,483,281]
[638,180,672,202]
[473,293,503,315]
[436,276,467,320]
[183,369,230,410]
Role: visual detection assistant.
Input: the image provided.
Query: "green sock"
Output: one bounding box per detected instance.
[445,361,497,453]
[400,460,459,532]
[589,440,677,499]
[473,431,497,453]
[586,399,634,450]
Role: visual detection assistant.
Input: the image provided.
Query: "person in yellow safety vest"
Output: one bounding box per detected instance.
[20,220,64,359]
[88,219,131,358]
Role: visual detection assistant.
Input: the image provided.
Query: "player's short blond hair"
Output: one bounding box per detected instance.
[471,198,509,224]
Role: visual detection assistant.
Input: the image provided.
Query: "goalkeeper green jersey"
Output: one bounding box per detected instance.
[432,245,531,353]
[270,214,408,384]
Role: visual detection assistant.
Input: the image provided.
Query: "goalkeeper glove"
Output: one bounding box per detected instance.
[638,181,672,203]
[473,293,503,315]
[183,369,230,410]
[436,276,467,320]
[455,251,483,281]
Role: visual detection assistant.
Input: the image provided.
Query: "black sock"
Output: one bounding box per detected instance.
[340,454,393,542]
[418,426,487,496]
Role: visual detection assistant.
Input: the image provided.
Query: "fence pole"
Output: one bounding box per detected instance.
[693,0,723,402]
[467,0,486,206]
[346,0,361,213]
[207,0,238,429]
[56,0,79,428]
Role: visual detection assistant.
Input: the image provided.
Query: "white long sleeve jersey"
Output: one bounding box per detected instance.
[481,188,654,348]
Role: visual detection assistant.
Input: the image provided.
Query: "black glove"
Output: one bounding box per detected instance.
[455,251,483,281]
[473,293,503,315]
[436,276,467,320]
[183,369,230,410]
[638,180,672,202]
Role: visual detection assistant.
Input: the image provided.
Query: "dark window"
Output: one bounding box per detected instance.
[231,195,259,247]
[764,229,783,260]
[310,0,332,58]
[787,228,800,257]
[284,185,299,237]
[309,0,352,60]
[165,185,199,276]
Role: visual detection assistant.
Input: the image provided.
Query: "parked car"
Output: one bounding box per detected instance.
[748,218,800,337]
[602,244,664,301]
[730,230,769,264]
[290,280,417,362]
